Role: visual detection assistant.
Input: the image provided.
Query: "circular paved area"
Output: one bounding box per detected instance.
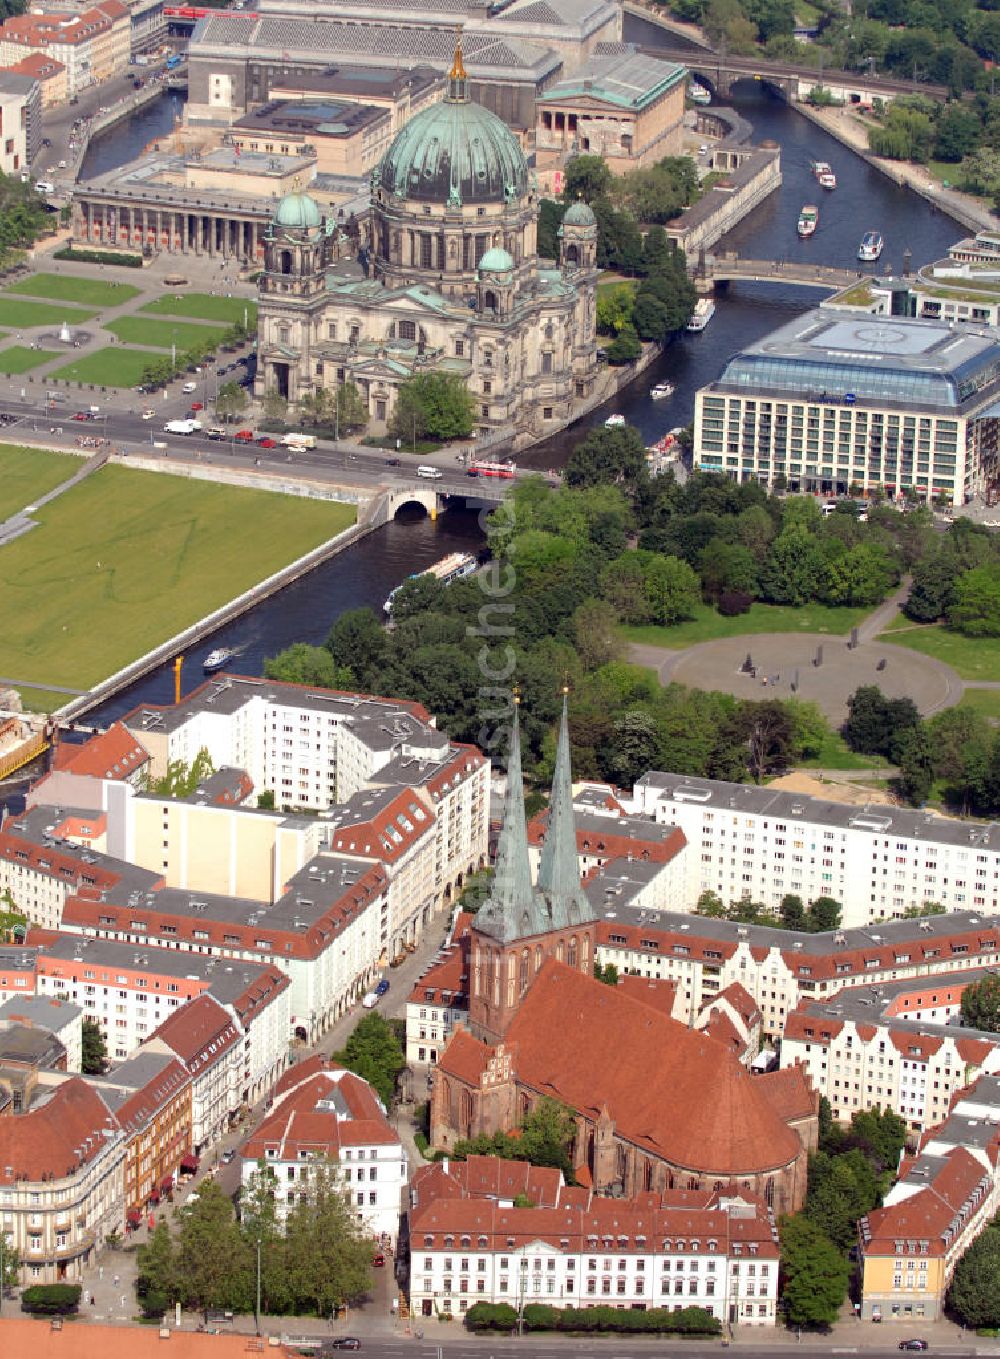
[667,633,961,724]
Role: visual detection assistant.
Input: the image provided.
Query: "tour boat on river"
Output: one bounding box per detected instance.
[797,204,819,238]
[812,160,837,189]
[858,231,884,262]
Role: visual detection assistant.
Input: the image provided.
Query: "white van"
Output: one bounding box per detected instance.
[34,181,54,195]
[416,464,443,479]
[182,381,197,394]
[361,992,379,1009]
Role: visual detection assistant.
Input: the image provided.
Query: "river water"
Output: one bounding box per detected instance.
[83,44,969,721]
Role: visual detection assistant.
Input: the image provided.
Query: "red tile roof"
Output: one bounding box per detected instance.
[7,51,64,76]
[437,1025,490,1086]
[709,981,761,1028]
[614,973,679,1018]
[755,1065,816,1123]
[0,1077,119,1182]
[452,961,804,1177]
[330,787,436,864]
[54,723,149,780]
[863,1146,993,1257]
[408,913,472,1007]
[419,1154,564,1207]
[149,994,239,1074]
[0,1320,261,1359]
[110,1058,191,1138]
[241,1068,399,1160]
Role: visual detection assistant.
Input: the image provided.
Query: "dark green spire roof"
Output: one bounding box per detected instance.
[536,692,595,929]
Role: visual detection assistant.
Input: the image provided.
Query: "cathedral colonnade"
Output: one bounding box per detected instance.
[73,198,269,261]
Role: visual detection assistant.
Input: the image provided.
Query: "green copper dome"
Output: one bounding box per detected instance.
[478,246,514,274]
[563,200,596,227]
[273,191,322,230]
[378,77,528,207]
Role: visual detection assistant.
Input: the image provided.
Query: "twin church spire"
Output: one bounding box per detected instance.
[474,692,595,945]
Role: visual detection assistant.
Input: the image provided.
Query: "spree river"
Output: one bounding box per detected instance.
[85,49,969,722]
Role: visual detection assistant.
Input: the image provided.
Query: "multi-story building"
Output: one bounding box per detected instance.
[91,1051,192,1218]
[632,770,1000,928]
[407,1155,780,1325]
[858,1074,1000,1322]
[691,309,1000,505]
[0,995,82,1072]
[0,1077,126,1284]
[406,911,473,1069]
[5,53,65,109]
[0,71,38,174]
[0,2,128,95]
[240,1057,406,1240]
[270,64,443,138]
[143,994,241,1152]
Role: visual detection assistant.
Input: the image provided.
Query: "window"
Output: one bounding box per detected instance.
[399,319,417,341]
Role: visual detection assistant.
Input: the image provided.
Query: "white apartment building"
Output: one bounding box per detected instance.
[144,994,241,1151]
[0,1078,126,1284]
[0,72,36,174]
[408,1158,779,1326]
[632,772,1000,928]
[240,1061,406,1241]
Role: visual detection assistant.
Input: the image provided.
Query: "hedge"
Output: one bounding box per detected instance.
[21,1283,82,1315]
[54,247,143,268]
[465,1301,721,1335]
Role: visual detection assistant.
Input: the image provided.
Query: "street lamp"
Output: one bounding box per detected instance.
[254,1236,261,1335]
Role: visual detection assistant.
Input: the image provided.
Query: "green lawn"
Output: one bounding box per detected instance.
[0,345,60,374]
[800,730,888,771]
[140,293,257,325]
[879,618,1000,681]
[5,274,140,308]
[0,445,75,520]
[956,689,1000,722]
[0,465,356,692]
[622,601,873,650]
[0,298,98,329]
[50,346,163,388]
[106,317,229,351]
[14,687,84,714]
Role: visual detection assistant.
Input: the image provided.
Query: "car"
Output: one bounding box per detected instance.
[234,429,254,443]
[466,468,479,477]
[220,1149,235,1164]
[57,159,67,169]
[41,137,51,148]
[141,409,156,420]
[256,436,277,448]
[189,401,203,411]
[72,410,94,421]
[899,1342,929,1352]
[384,457,400,466]
[34,180,54,194]
[372,1253,385,1267]
[329,1341,361,1351]
[182,381,197,394]
[374,978,390,998]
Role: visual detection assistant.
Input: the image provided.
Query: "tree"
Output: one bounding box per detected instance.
[808,896,842,933]
[261,389,288,424]
[562,154,613,203]
[934,103,982,161]
[264,642,353,690]
[215,380,247,424]
[537,199,565,259]
[779,1214,851,1328]
[391,371,475,443]
[174,1180,252,1316]
[842,686,919,759]
[297,386,333,427]
[149,747,215,799]
[594,961,619,986]
[325,607,391,692]
[136,1221,177,1318]
[605,325,642,364]
[0,889,26,942]
[696,889,726,918]
[81,1017,107,1075]
[960,974,1000,1032]
[239,1162,294,1316]
[730,700,795,782]
[572,598,623,672]
[564,425,648,494]
[332,1011,405,1106]
[596,282,635,336]
[895,724,935,805]
[517,1098,578,1179]
[949,564,1000,636]
[335,381,368,434]
[282,1162,372,1316]
[759,528,827,605]
[780,893,806,930]
[642,554,701,625]
[948,1226,1000,1329]
[603,709,664,787]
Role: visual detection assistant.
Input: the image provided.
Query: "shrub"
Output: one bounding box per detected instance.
[465,1301,517,1331]
[465,1301,720,1335]
[21,1283,82,1315]
[718,588,753,616]
[54,247,143,268]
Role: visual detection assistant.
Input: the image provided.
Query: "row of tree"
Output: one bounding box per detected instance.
[260,370,476,445]
[695,889,843,932]
[779,1105,907,1328]
[137,1174,372,1319]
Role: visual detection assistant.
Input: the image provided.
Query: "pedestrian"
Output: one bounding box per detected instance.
[120,1294,126,1311]
[99,1266,104,1280]
[114,1274,119,1287]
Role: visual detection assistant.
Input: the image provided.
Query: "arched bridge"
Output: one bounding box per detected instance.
[700,254,864,291]
[374,479,510,525]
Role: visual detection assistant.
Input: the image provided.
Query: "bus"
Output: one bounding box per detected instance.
[416,465,443,479]
[469,459,516,479]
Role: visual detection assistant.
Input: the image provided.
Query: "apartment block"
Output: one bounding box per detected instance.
[0,71,38,173]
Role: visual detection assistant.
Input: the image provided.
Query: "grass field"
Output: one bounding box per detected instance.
[956,689,1000,722]
[0,345,60,374]
[0,445,75,520]
[879,617,1000,681]
[50,346,163,388]
[0,298,98,329]
[800,730,888,770]
[14,688,82,714]
[622,602,873,651]
[5,274,140,308]
[106,317,229,351]
[0,465,356,691]
[140,293,258,325]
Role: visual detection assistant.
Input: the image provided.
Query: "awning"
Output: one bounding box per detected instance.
[180,1154,199,1173]
[161,1174,174,1191]
[126,1209,142,1225]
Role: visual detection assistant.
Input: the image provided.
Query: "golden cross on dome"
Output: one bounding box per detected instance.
[449,26,467,81]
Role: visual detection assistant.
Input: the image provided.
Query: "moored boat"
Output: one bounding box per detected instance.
[686,297,716,332]
[858,231,884,262]
[604,413,626,427]
[203,647,235,673]
[812,160,837,189]
[650,381,675,400]
[384,552,478,614]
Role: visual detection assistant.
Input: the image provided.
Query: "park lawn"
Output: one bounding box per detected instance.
[50,346,163,388]
[0,445,75,520]
[0,297,98,329]
[0,464,356,691]
[106,316,229,350]
[0,345,60,374]
[878,620,1000,682]
[13,687,82,714]
[5,274,140,307]
[621,601,873,650]
[799,730,888,771]
[955,689,1000,722]
[140,293,258,325]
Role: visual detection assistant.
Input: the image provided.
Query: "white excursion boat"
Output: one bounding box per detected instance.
[383,551,478,614]
[203,647,235,673]
[812,160,837,190]
[858,231,884,262]
[650,381,675,400]
[689,82,711,105]
[686,298,716,332]
[604,413,626,428]
[797,204,819,238]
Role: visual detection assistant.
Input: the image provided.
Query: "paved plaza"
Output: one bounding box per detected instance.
[662,632,961,724]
